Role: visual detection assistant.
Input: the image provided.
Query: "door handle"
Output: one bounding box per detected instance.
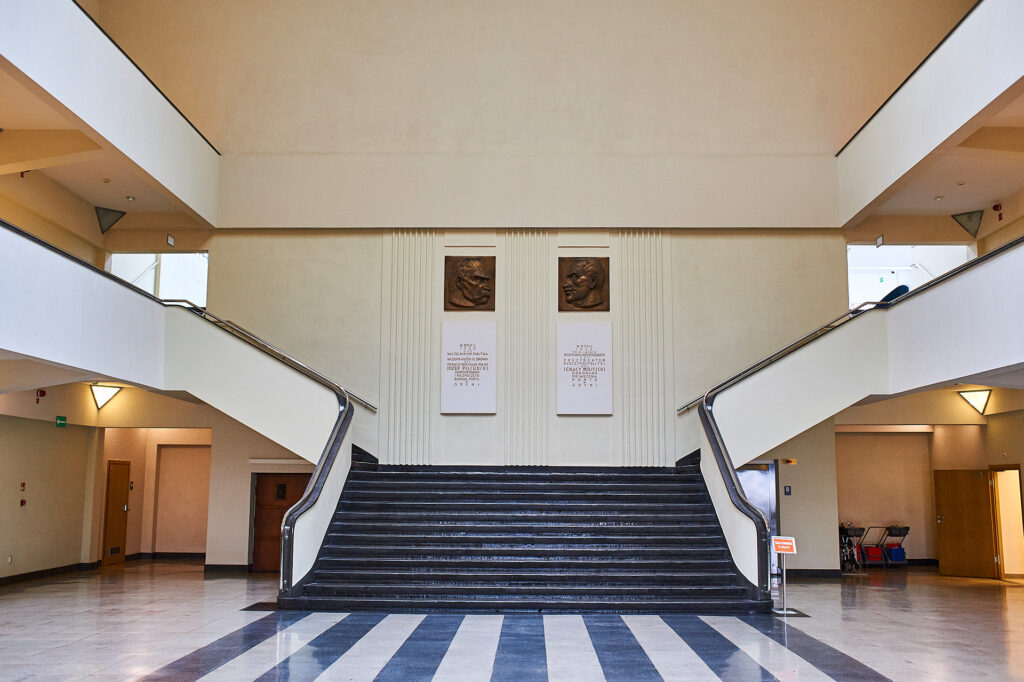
[936,515,943,524]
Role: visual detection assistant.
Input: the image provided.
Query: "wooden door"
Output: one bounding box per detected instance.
[252,473,311,572]
[934,470,999,578]
[102,461,131,566]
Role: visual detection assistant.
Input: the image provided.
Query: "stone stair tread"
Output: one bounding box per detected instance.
[283,460,765,614]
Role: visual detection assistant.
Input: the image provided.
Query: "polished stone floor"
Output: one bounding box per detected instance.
[0,561,1021,681]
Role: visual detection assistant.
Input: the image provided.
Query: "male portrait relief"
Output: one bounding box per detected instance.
[444,256,496,311]
[559,256,610,311]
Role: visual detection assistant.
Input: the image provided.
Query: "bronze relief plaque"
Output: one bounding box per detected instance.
[559,256,610,311]
[444,256,495,311]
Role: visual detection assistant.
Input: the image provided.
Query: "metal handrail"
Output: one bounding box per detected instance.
[0,217,375,592]
[680,231,1024,602]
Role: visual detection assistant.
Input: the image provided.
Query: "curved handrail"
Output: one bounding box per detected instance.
[0,217,374,592]
[681,232,1024,601]
[698,403,770,599]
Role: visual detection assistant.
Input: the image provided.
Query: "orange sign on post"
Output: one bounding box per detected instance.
[772,536,797,554]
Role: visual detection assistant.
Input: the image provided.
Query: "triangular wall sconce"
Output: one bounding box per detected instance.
[951,210,984,238]
[958,389,991,415]
[95,206,126,234]
[90,384,122,410]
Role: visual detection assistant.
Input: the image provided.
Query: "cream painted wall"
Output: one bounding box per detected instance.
[835,433,936,560]
[931,424,989,470]
[0,383,310,567]
[205,228,846,465]
[769,419,840,571]
[0,173,106,267]
[87,0,973,228]
[153,445,211,553]
[101,427,213,557]
[101,428,148,557]
[0,414,100,579]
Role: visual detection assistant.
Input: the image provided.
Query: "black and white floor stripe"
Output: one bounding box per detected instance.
[142,611,891,681]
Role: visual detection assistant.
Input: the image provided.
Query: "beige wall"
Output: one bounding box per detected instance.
[206,228,847,465]
[0,384,310,567]
[0,414,101,579]
[0,173,106,267]
[835,432,936,560]
[153,445,211,553]
[87,0,973,229]
[931,424,989,470]
[771,418,840,571]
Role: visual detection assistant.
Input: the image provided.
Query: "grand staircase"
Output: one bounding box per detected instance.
[278,453,771,613]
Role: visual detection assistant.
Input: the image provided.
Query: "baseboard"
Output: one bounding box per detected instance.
[128,552,206,561]
[908,558,938,567]
[786,569,842,578]
[203,564,249,576]
[1004,573,1024,579]
[0,561,101,587]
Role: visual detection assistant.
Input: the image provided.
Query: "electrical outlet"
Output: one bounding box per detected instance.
[7,555,12,564]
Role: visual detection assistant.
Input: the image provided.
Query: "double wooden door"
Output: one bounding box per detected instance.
[252,473,311,572]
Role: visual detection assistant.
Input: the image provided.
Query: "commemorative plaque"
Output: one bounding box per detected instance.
[556,322,612,415]
[441,321,497,414]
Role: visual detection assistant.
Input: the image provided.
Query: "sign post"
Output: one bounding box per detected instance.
[771,536,797,615]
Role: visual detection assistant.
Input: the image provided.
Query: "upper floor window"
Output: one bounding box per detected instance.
[847,244,973,309]
[109,252,209,307]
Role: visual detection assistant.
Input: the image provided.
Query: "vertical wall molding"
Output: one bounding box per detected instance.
[382,229,436,464]
[619,230,672,465]
[503,229,552,465]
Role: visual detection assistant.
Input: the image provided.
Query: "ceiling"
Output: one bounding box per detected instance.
[874,90,1024,218]
[0,59,190,224]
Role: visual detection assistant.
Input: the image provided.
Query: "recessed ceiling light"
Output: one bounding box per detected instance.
[102,178,111,184]
[126,195,136,202]
[957,181,965,186]
[934,195,944,201]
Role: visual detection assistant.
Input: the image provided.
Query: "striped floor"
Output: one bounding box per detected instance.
[142,611,889,681]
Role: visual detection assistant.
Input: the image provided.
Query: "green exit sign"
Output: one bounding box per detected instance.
[55,416,67,428]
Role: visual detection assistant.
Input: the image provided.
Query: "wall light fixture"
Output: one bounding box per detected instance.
[957,389,991,415]
[90,384,122,410]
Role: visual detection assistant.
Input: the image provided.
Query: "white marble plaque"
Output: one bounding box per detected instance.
[441,321,497,414]
[557,322,612,415]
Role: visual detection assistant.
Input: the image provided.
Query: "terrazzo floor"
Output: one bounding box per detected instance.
[0,561,1021,681]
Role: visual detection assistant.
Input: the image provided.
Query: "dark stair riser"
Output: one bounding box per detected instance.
[301,584,749,598]
[332,512,720,525]
[345,481,705,493]
[329,522,723,535]
[323,533,725,546]
[318,546,730,560]
[278,596,771,615]
[344,491,709,504]
[312,570,739,585]
[339,501,713,513]
[315,558,737,571]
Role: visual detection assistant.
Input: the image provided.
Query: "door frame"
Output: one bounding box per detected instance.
[101,460,131,566]
[990,464,1024,580]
